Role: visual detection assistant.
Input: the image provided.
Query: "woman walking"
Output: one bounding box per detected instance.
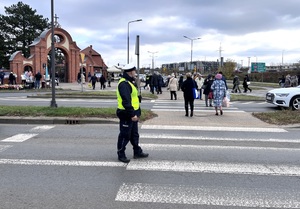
[203,74,214,107]
[243,75,252,93]
[167,73,178,100]
[181,73,198,117]
[211,73,226,116]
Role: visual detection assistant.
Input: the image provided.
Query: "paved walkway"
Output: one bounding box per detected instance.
[141,86,277,128]
[0,81,282,128]
[57,81,277,128]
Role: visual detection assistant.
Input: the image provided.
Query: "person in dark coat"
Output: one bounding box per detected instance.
[90,73,97,90]
[8,72,15,85]
[99,74,106,89]
[178,75,184,91]
[157,73,164,94]
[203,74,214,107]
[181,72,198,117]
[151,72,159,94]
[243,75,252,93]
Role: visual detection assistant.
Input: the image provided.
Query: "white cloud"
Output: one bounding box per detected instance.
[1,0,300,68]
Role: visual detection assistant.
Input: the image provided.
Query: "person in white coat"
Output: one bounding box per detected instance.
[195,73,204,100]
[167,73,178,100]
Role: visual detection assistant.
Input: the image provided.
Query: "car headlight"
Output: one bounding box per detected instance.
[275,93,289,97]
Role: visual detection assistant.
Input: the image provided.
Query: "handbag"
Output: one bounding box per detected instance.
[192,81,200,99]
[247,81,250,85]
[208,91,213,99]
[201,84,207,89]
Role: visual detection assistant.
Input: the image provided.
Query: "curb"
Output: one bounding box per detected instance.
[0,117,119,125]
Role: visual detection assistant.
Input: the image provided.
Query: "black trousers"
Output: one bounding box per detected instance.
[170,91,177,100]
[117,119,142,158]
[184,97,194,114]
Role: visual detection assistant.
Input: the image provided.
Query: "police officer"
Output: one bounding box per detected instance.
[116,63,149,163]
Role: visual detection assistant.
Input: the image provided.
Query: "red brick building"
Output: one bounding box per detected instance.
[9,27,107,84]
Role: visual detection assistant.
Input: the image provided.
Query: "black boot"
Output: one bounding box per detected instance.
[185,106,188,117]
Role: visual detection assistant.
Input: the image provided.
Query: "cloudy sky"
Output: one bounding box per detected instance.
[1,0,300,68]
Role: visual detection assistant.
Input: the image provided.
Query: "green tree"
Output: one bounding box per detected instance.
[0,1,49,68]
[222,58,237,79]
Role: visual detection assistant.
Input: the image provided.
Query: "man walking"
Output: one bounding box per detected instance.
[116,63,149,163]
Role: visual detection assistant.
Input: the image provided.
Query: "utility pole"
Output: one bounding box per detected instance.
[218,42,224,68]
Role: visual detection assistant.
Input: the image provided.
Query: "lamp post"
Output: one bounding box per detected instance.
[247,56,251,73]
[50,0,57,107]
[127,19,142,64]
[183,36,201,71]
[148,51,158,70]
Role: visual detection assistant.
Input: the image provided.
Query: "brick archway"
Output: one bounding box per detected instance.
[10,27,82,83]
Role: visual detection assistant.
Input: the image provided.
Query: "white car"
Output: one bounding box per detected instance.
[266,86,300,110]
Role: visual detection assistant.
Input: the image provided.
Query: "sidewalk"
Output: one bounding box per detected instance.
[142,87,277,128]
[0,82,278,128]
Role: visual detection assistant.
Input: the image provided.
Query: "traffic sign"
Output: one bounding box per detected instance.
[251,62,265,72]
[80,53,85,63]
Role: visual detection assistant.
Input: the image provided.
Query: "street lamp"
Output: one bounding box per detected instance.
[50,0,57,107]
[183,35,201,71]
[148,51,158,70]
[127,19,142,64]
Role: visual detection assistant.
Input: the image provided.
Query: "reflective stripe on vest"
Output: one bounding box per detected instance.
[117,78,139,110]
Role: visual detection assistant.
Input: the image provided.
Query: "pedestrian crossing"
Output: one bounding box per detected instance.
[150,99,266,113]
[1,124,299,208]
[116,182,299,208]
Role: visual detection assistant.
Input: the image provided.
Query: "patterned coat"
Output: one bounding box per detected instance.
[211,79,226,106]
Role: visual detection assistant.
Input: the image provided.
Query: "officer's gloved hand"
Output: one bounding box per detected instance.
[138,95,142,103]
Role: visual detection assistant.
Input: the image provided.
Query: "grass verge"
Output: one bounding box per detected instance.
[230,94,264,101]
[252,110,300,125]
[0,106,157,122]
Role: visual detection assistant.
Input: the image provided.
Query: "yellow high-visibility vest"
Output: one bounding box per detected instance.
[117,78,139,110]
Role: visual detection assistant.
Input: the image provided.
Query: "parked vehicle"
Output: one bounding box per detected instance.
[266,86,300,110]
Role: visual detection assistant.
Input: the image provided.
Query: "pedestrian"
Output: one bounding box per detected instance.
[279,75,285,88]
[195,73,204,99]
[0,69,5,85]
[34,71,42,89]
[151,72,159,94]
[107,73,112,87]
[87,72,91,82]
[218,71,228,90]
[232,75,241,93]
[243,75,252,92]
[90,73,97,90]
[116,63,149,163]
[211,73,227,116]
[167,73,178,100]
[203,74,214,107]
[8,72,15,85]
[178,74,184,91]
[181,72,198,117]
[157,73,163,94]
[144,73,150,90]
[77,72,81,83]
[99,74,106,89]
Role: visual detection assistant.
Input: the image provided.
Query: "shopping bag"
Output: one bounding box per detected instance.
[193,88,200,99]
[226,90,231,101]
[222,97,230,107]
[88,83,92,88]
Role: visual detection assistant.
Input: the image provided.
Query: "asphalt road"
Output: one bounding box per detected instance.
[1,123,300,209]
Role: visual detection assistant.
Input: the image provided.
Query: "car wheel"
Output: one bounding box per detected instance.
[290,96,300,110]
